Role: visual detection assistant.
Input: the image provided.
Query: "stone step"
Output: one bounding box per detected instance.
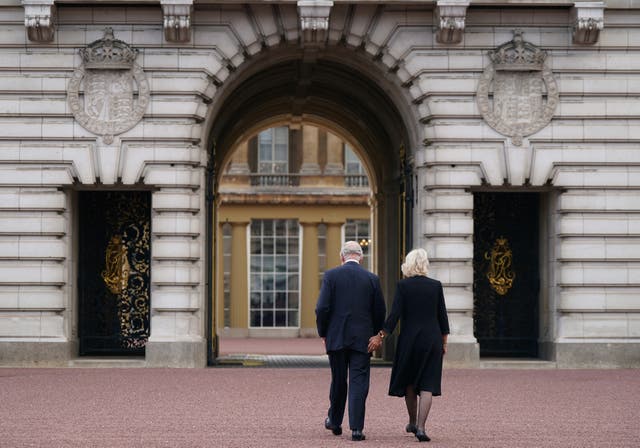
[480,358,557,369]
[68,357,147,368]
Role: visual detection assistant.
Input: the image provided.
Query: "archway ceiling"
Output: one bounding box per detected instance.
[210,56,409,185]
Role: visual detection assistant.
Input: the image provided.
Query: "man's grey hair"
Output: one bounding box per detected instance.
[341,240,363,259]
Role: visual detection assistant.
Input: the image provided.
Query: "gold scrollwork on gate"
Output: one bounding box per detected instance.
[101,235,130,294]
[101,193,151,349]
[484,237,515,295]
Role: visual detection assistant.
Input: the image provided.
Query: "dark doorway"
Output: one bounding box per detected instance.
[78,191,151,356]
[473,192,540,358]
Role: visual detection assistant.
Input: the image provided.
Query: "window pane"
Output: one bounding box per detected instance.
[275,144,287,163]
[263,222,274,236]
[275,274,286,292]
[250,222,261,236]
[276,292,286,308]
[250,255,261,271]
[263,255,274,272]
[275,255,287,272]
[250,293,261,308]
[251,311,261,327]
[287,292,299,308]
[263,237,274,253]
[287,274,299,291]
[262,292,274,308]
[287,311,299,327]
[274,126,288,144]
[262,310,274,327]
[250,274,261,291]
[275,310,287,327]
[263,274,273,291]
[288,237,298,254]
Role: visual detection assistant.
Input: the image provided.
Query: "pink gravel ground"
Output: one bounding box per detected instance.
[1,368,638,448]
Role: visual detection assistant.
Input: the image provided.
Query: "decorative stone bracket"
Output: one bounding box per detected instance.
[21,0,56,42]
[435,0,470,44]
[161,0,193,43]
[571,1,604,45]
[298,0,333,44]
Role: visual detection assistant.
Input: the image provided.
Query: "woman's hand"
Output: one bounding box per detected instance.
[442,343,447,355]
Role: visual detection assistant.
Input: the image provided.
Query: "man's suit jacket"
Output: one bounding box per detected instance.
[315,261,386,354]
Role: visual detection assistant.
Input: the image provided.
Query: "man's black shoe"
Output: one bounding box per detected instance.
[351,430,365,441]
[325,417,342,436]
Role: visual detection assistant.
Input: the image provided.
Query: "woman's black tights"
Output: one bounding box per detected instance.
[405,386,433,432]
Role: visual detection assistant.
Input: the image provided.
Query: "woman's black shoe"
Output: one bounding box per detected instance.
[406,423,418,434]
[415,430,431,442]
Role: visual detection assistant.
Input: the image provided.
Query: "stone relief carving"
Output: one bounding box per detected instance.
[68,28,150,144]
[571,1,604,45]
[298,0,333,44]
[477,30,558,146]
[22,0,56,42]
[161,0,193,43]
[435,0,470,44]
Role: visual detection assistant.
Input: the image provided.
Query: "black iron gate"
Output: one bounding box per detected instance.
[473,192,540,358]
[78,191,151,356]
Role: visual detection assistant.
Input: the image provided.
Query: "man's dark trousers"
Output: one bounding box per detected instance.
[328,348,371,431]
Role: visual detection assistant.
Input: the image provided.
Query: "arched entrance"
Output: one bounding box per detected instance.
[203,45,422,363]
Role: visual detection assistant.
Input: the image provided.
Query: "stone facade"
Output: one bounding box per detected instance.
[0,0,639,368]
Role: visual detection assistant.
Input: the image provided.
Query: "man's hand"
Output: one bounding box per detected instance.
[367,335,382,353]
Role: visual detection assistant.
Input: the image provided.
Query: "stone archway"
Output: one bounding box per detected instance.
[202,44,423,362]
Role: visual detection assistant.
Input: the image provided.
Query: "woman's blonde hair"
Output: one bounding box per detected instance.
[401,248,430,277]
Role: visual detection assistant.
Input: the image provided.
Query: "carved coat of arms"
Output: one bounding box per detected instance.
[68,28,150,144]
[477,31,558,146]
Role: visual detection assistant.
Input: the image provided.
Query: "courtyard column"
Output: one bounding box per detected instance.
[325,221,343,269]
[227,140,250,175]
[230,220,249,331]
[300,221,320,336]
[324,132,344,175]
[300,125,321,178]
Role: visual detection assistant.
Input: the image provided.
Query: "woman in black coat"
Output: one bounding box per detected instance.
[369,248,450,442]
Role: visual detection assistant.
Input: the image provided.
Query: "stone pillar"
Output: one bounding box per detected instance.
[230,221,249,333]
[300,222,319,336]
[325,221,343,269]
[227,140,250,175]
[324,132,344,175]
[300,125,321,175]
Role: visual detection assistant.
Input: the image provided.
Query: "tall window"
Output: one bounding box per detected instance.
[250,219,300,328]
[258,126,289,174]
[344,145,369,187]
[344,219,371,270]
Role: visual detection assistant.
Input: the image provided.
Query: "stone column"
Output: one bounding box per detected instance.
[230,220,249,334]
[324,132,344,175]
[227,140,251,175]
[300,222,319,336]
[300,125,321,176]
[325,221,343,270]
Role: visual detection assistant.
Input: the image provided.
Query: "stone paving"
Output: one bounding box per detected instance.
[1,367,638,448]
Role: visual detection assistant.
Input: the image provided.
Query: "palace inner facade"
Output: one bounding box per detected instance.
[1,0,639,368]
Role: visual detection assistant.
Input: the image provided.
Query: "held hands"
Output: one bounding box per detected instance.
[368,334,383,353]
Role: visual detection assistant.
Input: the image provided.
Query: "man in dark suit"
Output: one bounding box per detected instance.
[316,241,386,441]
